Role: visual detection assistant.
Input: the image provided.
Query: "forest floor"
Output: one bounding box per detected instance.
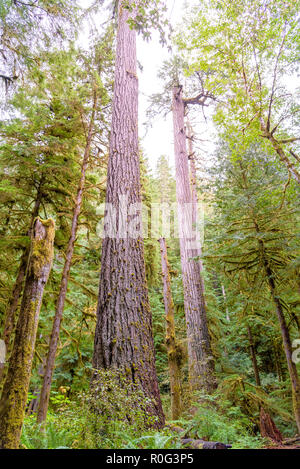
[264,445,300,449]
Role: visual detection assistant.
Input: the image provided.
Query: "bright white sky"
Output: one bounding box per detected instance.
[137,0,183,171]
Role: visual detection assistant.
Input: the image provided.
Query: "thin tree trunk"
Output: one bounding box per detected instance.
[274,343,283,383]
[258,235,300,432]
[37,91,98,425]
[247,326,261,387]
[0,187,43,384]
[0,218,55,449]
[159,238,182,420]
[239,163,300,431]
[172,86,215,392]
[92,1,164,427]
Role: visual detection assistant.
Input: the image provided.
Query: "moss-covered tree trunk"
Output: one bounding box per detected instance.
[37,91,98,425]
[92,1,164,427]
[159,238,182,420]
[0,184,43,385]
[172,86,215,392]
[0,218,55,449]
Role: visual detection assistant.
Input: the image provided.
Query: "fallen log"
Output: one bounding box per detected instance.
[182,438,231,450]
[166,424,231,449]
[282,436,300,446]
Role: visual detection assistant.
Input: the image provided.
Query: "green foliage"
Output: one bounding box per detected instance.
[177,0,300,179]
[26,370,174,450]
[1,0,300,451]
[21,416,73,450]
[89,369,158,436]
[0,0,79,99]
[179,393,265,449]
[123,0,170,45]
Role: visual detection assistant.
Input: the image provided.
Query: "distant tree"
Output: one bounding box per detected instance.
[172,85,216,392]
[177,0,300,182]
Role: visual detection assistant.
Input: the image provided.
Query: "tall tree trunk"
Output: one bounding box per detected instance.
[159,238,182,420]
[172,86,215,392]
[0,187,43,384]
[37,91,98,425]
[186,120,206,292]
[92,1,164,427]
[0,218,55,449]
[247,326,261,387]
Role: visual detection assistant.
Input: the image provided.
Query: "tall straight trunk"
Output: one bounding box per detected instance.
[221,285,230,322]
[247,326,261,387]
[0,188,43,384]
[186,121,209,312]
[92,2,164,426]
[159,238,182,420]
[37,91,98,425]
[172,86,215,392]
[0,218,55,449]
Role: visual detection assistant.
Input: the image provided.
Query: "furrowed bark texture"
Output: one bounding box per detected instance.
[92,2,164,426]
[159,238,182,420]
[173,86,215,392]
[186,120,206,297]
[0,218,55,449]
[37,91,98,425]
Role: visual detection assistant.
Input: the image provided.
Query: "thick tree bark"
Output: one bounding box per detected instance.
[37,91,98,425]
[172,86,215,392]
[247,326,261,387]
[92,1,164,427]
[259,407,283,443]
[159,238,182,420]
[0,218,55,449]
[0,188,43,384]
